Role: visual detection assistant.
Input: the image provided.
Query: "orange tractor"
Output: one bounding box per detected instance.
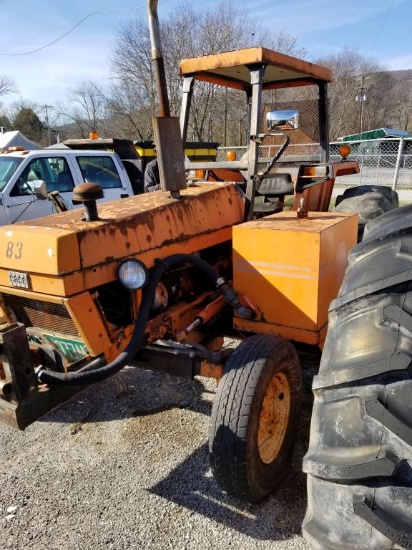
[3,2,402,548]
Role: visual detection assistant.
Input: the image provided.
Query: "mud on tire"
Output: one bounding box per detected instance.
[303,204,412,549]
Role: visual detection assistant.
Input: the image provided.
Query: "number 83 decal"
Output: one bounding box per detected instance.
[6,241,23,259]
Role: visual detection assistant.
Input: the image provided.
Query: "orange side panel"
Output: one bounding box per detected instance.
[232,212,358,342]
[233,317,328,348]
[293,180,335,212]
[65,293,112,355]
[0,227,80,274]
[0,271,84,297]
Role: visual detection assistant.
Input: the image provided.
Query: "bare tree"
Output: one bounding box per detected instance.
[105,83,153,140]
[46,1,308,143]
[315,49,393,140]
[390,71,412,132]
[108,16,156,139]
[9,97,40,112]
[0,75,17,98]
[54,80,110,138]
[109,0,307,143]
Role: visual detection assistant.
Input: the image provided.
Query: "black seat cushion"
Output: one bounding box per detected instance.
[253,199,283,214]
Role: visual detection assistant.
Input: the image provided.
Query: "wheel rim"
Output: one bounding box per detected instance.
[257,372,291,464]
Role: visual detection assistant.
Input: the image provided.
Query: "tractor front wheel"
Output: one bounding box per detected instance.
[209,334,302,501]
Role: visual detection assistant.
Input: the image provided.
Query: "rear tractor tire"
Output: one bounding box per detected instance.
[334,184,399,241]
[209,334,302,502]
[303,204,412,549]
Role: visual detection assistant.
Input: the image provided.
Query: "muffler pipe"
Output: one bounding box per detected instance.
[147,0,170,117]
[147,0,187,197]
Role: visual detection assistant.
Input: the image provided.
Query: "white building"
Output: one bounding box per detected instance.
[0,129,41,150]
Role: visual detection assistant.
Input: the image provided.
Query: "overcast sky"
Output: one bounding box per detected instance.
[0,0,411,113]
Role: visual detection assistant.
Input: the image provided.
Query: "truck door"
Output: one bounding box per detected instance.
[4,159,55,224]
[4,155,81,223]
[45,156,76,208]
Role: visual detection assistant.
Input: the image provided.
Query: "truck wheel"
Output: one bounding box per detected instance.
[209,334,302,502]
[302,204,412,549]
[334,185,398,241]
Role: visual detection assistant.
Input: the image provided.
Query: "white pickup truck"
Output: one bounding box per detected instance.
[0,148,137,224]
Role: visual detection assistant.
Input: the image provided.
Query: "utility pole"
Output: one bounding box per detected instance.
[355,76,367,139]
[43,104,53,146]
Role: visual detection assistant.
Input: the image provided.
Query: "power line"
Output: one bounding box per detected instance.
[390,23,412,59]
[0,25,67,54]
[402,53,412,70]
[0,2,167,57]
[0,12,98,56]
[370,0,396,52]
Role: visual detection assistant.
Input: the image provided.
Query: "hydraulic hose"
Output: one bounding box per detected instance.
[37,253,253,386]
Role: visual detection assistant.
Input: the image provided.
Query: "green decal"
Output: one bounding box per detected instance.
[46,335,88,362]
[28,331,88,363]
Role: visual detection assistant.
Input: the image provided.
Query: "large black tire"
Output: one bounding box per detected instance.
[303,204,412,549]
[334,185,399,241]
[209,333,302,502]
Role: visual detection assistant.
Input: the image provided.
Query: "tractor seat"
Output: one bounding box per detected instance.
[253,173,294,214]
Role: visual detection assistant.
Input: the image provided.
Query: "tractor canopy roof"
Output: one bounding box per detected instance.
[179,47,332,92]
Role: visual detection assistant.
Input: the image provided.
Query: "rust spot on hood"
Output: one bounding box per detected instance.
[9,183,246,273]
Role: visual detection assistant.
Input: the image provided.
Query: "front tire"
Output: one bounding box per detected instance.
[209,334,302,502]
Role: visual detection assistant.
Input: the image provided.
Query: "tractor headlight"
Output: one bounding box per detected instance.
[118,259,148,290]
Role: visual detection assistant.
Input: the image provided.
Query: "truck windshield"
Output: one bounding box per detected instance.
[0,157,24,191]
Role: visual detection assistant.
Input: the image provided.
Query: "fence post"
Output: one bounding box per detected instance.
[393,138,405,192]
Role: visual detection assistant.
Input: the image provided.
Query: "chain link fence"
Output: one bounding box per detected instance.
[217,137,412,203]
[330,138,412,202]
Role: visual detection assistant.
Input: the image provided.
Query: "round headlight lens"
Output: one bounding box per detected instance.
[118,259,148,290]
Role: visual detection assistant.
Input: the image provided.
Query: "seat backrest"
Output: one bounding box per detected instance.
[50,170,75,192]
[28,169,41,181]
[57,170,72,184]
[256,173,294,197]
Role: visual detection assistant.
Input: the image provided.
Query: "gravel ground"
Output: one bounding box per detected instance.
[0,355,319,550]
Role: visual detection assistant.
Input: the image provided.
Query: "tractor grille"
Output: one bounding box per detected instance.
[3,295,79,337]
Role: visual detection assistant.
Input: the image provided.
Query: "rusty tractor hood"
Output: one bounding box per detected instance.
[0,183,245,297]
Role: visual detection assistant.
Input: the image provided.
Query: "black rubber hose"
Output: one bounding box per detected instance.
[37,253,243,386]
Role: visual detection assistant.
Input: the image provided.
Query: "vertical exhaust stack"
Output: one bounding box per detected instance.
[147,0,187,198]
